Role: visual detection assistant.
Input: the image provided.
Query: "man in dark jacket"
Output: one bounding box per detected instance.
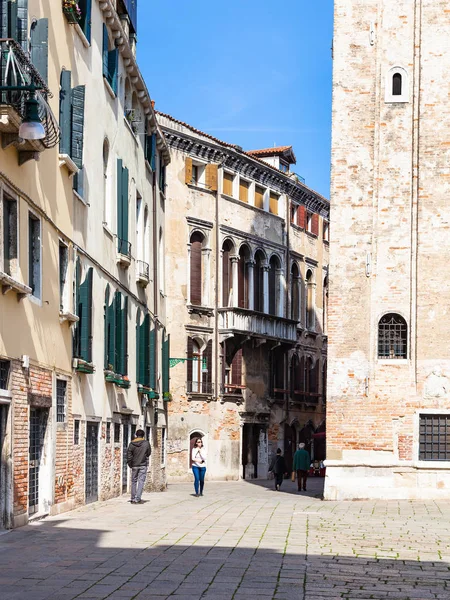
[268,448,287,491]
[127,429,151,504]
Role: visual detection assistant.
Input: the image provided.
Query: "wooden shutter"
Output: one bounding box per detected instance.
[202,340,212,388]
[9,0,28,51]
[231,349,242,386]
[114,291,122,373]
[269,192,279,215]
[102,24,109,78]
[117,159,123,240]
[136,310,141,384]
[79,267,93,362]
[106,289,116,370]
[162,333,170,394]
[71,85,85,169]
[122,296,128,375]
[311,213,319,236]
[223,172,233,196]
[122,165,129,243]
[205,164,218,191]
[108,49,119,94]
[73,167,84,198]
[151,134,157,171]
[239,179,249,203]
[59,70,72,155]
[190,234,202,305]
[298,205,306,229]
[185,157,193,185]
[143,314,150,386]
[187,337,193,384]
[255,186,264,209]
[78,0,92,42]
[149,323,156,388]
[30,18,48,84]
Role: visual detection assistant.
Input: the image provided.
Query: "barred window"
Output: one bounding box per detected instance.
[114,423,121,443]
[56,379,67,423]
[377,313,407,359]
[106,422,111,444]
[74,420,80,445]
[0,360,10,390]
[419,415,450,461]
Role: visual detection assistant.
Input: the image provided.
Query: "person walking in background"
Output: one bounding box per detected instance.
[191,437,207,497]
[127,429,151,504]
[269,448,288,491]
[293,442,310,492]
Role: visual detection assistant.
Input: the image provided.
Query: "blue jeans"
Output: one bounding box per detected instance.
[192,466,206,495]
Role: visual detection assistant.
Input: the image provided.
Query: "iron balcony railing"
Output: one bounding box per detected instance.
[0,38,59,149]
[220,383,245,396]
[117,238,131,257]
[136,260,149,280]
[218,307,298,343]
[187,381,214,395]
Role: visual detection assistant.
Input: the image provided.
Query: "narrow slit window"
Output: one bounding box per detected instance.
[28,213,41,299]
[392,73,402,96]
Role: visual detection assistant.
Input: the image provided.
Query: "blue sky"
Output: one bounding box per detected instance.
[138,1,334,198]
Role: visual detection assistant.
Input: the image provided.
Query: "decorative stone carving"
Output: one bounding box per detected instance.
[423,368,450,399]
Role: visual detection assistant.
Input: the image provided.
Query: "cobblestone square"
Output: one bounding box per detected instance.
[1,479,449,600]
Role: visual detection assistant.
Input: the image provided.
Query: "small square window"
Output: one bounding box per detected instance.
[419,415,450,461]
[56,379,67,423]
[0,360,10,390]
[74,420,80,445]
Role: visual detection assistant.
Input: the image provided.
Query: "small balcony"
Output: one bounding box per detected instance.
[136,260,149,286]
[117,238,131,267]
[218,307,298,344]
[0,39,59,164]
[220,383,245,404]
[186,381,214,397]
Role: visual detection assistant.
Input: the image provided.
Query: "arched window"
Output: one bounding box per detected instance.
[191,340,202,393]
[378,313,407,359]
[222,240,234,307]
[254,250,265,312]
[190,231,204,305]
[291,263,300,321]
[392,72,402,96]
[306,269,315,330]
[268,255,281,315]
[238,244,250,309]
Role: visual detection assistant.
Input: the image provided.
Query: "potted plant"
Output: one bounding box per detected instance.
[63,0,81,24]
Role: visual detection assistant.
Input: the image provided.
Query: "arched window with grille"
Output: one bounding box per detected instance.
[378,313,407,359]
[254,250,265,312]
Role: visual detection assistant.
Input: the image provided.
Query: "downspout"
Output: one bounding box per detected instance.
[214,166,220,403]
[284,190,291,428]
[152,167,159,405]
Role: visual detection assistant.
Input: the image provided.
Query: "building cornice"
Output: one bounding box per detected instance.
[220,225,287,254]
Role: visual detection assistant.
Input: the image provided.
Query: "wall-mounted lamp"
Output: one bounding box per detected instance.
[19,92,45,140]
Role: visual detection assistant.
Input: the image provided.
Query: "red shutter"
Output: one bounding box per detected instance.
[311,213,319,236]
[190,234,202,305]
[298,205,306,229]
[231,349,242,386]
[187,337,193,384]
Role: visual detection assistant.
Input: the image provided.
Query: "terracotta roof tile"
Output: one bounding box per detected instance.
[246,146,292,156]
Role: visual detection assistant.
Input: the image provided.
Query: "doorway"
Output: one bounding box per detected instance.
[242,424,265,479]
[284,423,297,473]
[29,408,49,515]
[85,422,99,504]
[122,422,129,493]
[0,404,9,528]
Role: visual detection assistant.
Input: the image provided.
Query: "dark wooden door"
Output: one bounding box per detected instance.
[85,422,99,504]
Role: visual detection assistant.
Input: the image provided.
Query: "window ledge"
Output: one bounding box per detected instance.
[103,77,116,99]
[0,388,12,404]
[377,359,409,365]
[305,230,318,239]
[74,24,90,48]
[304,330,318,338]
[59,310,79,324]
[187,393,214,402]
[0,272,32,300]
[145,159,154,174]
[102,223,114,239]
[117,253,131,268]
[291,222,305,232]
[73,358,95,374]
[123,116,139,142]
[187,183,215,195]
[73,189,89,206]
[187,304,214,317]
[58,153,79,176]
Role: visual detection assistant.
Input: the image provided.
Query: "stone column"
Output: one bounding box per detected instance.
[263,264,270,314]
[245,425,255,479]
[247,260,255,311]
[276,268,284,318]
[231,256,239,307]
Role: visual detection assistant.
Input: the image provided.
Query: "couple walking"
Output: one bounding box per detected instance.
[269,442,310,492]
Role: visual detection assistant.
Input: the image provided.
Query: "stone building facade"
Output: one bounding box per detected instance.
[0,0,169,528]
[326,0,450,499]
[158,113,329,482]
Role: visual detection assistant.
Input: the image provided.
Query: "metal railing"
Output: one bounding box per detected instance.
[136,260,149,279]
[220,383,245,396]
[187,381,214,395]
[117,238,131,257]
[0,39,59,148]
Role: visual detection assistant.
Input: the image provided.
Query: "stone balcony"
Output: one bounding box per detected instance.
[218,307,298,344]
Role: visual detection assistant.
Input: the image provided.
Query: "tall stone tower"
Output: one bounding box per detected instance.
[326,1,450,500]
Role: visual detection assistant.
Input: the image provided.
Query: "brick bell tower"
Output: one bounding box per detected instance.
[325,1,450,500]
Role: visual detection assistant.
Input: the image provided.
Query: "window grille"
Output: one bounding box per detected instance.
[378,313,407,359]
[106,422,111,444]
[56,379,67,423]
[419,415,450,461]
[0,360,10,389]
[74,420,80,445]
[114,422,121,443]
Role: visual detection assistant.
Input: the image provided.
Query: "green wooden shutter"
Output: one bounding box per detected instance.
[122,296,128,376]
[73,167,84,198]
[187,337,193,385]
[79,267,93,362]
[151,133,156,171]
[102,24,109,78]
[78,0,92,43]
[108,49,118,94]
[59,70,72,155]
[108,290,117,371]
[16,0,27,51]
[143,314,150,387]
[74,258,81,357]
[71,85,85,169]
[30,18,48,84]
[149,323,156,389]
[136,310,141,384]
[7,0,28,51]
[122,166,129,243]
[115,291,122,373]
[162,333,170,395]
[116,159,123,240]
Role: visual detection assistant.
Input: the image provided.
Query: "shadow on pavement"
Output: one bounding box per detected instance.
[243,476,325,498]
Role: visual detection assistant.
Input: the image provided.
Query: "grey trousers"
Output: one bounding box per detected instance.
[131,465,147,501]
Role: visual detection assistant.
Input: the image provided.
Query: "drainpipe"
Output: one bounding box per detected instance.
[214,168,220,402]
[152,165,159,412]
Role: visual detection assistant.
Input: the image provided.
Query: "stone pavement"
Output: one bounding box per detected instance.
[1,477,450,600]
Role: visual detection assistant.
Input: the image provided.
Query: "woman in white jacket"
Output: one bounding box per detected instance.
[191,438,207,497]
